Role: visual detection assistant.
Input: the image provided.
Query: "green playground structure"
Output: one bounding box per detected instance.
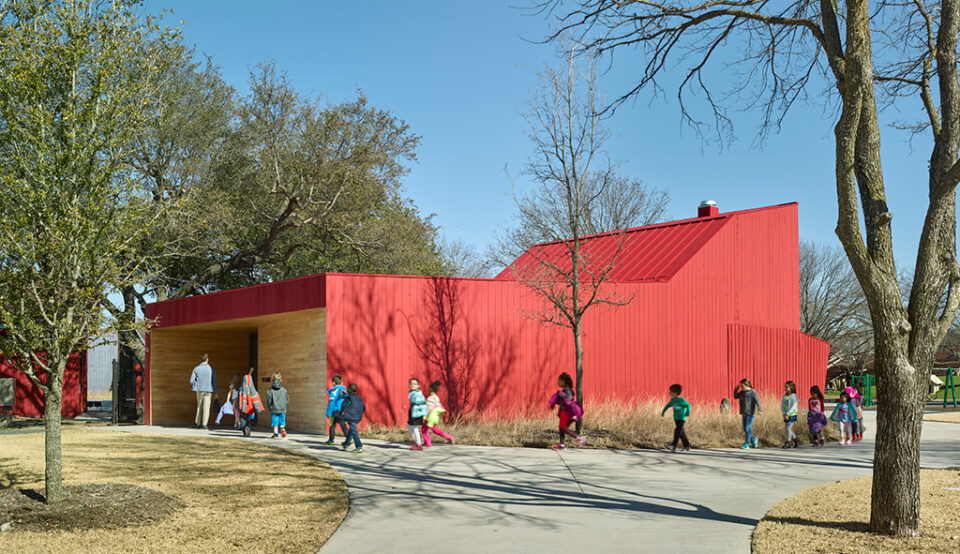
[942,368,957,408]
[852,374,875,407]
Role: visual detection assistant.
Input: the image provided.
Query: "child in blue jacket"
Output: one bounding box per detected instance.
[325,374,348,445]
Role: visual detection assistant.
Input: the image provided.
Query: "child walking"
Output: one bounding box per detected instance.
[660,384,692,452]
[830,391,858,445]
[846,386,865,441]
[407,378,429,450]
[807,385,827,447]
[781,380,799,448]
[734,378,763,449]
[548,372,585,450]
[215,374,242,428]
[325,374,348,445]
[340,383,366,453]
[267,373,290,439]
[422,380,454,447]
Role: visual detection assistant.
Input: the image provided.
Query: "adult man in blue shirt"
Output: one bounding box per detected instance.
[189,353,218,430]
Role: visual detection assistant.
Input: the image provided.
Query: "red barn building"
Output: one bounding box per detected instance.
[0,351,87,418]
[144,202,828,431]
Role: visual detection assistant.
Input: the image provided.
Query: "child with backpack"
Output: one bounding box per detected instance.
[339,383,366,453]
[422,380,454,447]
[407,378,429,450]
[661,383,692,452]
[830,390,858,445]
[267,372,290,439]
[325,374,348,445]
[548,372,584,450]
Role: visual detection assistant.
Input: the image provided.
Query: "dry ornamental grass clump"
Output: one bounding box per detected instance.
[362,395,838,449]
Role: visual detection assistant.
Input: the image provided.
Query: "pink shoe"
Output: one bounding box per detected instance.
[551,444,567,450]
[576,435,586,447]
[410,444,423,451]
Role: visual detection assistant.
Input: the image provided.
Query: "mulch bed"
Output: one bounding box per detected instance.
[0,484,184,532]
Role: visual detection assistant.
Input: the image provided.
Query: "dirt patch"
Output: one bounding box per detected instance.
[0,429,349,553]
[752,469,960,553]
[924,411,960,424]
[0,484,183,532]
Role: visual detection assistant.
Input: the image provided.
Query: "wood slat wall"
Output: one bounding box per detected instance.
[150,329,249,426]
[258,308,327,433]
[148,308,327,432]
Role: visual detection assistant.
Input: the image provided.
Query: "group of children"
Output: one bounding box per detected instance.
[217,368,865,453]
[657,378,866,452]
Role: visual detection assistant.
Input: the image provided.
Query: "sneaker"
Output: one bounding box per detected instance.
[741,443,750,449]
[551,444,567,450]
[341,443,350,451]
[202,425,209,431]
[410,444,423,451]
[781,442,790,449]
[448,437,455,445]
[820,439,826,447]
[576,435,586,447]
[668,445,676,452]
[325,440,335,445]
[354,448,363,454]
[750,437,758,448]
[681,446,691,452]
[271,433,279,439]
[280,428,287,438]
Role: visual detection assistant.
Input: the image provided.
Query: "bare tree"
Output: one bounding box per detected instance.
[544,0,960,535]
[800,240,872,365]
[499,46,668,422]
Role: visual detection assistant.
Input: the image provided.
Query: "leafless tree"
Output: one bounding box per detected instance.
[543,0,960,535]
[800,240,872,365]
[497,45,669,423]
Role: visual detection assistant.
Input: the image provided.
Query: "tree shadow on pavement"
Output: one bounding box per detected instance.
[301,444,758,529]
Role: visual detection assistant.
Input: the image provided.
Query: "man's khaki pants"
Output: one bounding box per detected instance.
[195,391,212,426]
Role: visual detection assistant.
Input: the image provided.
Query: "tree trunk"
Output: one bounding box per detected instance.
[574,320,583,433]
[870,338,924,535]
[43,380,63,504]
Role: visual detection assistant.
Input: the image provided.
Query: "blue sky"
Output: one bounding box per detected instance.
[145,1,936,270]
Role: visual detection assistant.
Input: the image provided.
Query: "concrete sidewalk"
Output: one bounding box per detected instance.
[112,413,960,553]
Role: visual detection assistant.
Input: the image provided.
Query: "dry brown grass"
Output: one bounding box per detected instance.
[924,411,960,424]
[363,396,837,449]
[0,429,348,553]
[752,469,960,553]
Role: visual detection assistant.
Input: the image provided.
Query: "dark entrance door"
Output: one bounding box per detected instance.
[112,346,140,424]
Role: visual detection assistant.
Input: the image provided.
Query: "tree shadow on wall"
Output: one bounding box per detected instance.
[409,277,517,421]
[326,286,399,426]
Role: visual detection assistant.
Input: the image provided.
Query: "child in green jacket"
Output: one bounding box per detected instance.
[661,383,692,452]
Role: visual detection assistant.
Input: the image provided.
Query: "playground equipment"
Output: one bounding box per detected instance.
[942,368,957,408]
[852,374,875,407]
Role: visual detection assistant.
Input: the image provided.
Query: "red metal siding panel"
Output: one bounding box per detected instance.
[0,350,86,418]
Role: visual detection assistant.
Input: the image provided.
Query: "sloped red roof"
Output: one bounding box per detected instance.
[495,205,791,283]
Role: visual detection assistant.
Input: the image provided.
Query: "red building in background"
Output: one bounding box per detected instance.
[144,202,828,431]
[0,351,87,418]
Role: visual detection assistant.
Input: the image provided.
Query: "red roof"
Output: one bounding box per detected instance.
[495,204,792,283]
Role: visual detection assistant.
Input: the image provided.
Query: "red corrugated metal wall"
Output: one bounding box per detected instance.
[726,324,830,400]
[0,351,87,417]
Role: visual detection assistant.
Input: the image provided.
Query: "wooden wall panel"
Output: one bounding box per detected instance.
[149,329,249,426]
[257,308,326,433]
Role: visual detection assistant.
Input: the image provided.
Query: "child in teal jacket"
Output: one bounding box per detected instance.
[661,383,692,452]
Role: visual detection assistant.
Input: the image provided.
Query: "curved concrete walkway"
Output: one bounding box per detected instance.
[113,412,960,553]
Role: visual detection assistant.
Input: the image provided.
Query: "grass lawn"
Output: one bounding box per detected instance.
[752,469,960,553]
[0,429,348,553]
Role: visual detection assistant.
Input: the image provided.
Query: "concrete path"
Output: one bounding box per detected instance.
[112,412,960,553]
